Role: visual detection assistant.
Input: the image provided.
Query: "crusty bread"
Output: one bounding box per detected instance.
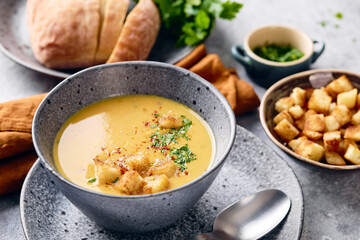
[27,0,160,69]
[26,0,101,69]
[95,0,129,64]
[107,0,160,63]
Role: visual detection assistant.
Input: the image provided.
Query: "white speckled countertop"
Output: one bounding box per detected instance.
[1,0,360,239]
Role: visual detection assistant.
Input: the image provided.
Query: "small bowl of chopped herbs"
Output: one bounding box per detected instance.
[232,25,325,88]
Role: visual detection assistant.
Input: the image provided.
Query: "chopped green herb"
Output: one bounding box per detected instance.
[149,115,197,171]
[334,24,339,28]
[253,44,304,63]
[88,177,96,183]
[150,116,192,148]
[318,20,327,27]
[150,124,158,128]
[153,0,243,46]
[335,12,343,19]
[170,144,197,172]
[112,177,119,184]
[154,113,159,117]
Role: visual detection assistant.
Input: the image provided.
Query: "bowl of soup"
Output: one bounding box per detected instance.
[32,61,236,232]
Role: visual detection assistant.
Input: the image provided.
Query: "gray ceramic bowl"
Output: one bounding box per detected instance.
[260,68,360,170]
[32,61,236,232]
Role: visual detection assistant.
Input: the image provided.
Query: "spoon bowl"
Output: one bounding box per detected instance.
[192,189,291,240]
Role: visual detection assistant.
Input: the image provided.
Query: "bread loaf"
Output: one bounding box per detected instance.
[107,0,160,63]
[95,0,129,64]
[26,0,101,69]
[26,0,160,69]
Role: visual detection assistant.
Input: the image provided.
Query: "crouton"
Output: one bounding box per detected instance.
[113,170,144,195]
[304,114,325,132]
[338,139,357,156]
[273,110,294,125]
[357,93,360,108]
[307,88,332,114]
[93,158,122,185]
[275,97,295,113]
[123,154,150,174]
[337,88,358,109]
[329,102,336,113]
[302,130,323,141]
[295,140,324,161]
[324,115,340,132]
[295,109,316,130]
[143,174,169,194]
[344,125,360,141]
[148,159,177,177]
[331,104,352,126]
[326,75,354,96]
[290,87,306,107]
[159,112,183,129]
[325,151,346,166]
[344,144,360,165]
[288,105,304,119]
[274,119,299,142]
[289,136,308,151]
[305,88,314,101]
[295,117,305,131]
[351,109,360,125]
[323,131,341,152]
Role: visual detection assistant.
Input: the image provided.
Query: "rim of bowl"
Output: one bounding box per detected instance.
[32,61,237,198]
[244,24,314,67]
[260,68,360,170]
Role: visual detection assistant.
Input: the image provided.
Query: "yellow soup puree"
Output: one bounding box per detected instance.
[53,95,215,195]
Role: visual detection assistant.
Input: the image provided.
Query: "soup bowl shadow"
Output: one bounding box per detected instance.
[32,61,236,232]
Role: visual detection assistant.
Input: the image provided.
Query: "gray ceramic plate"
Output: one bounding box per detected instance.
[20,125,303,240]
[0,0,193,79]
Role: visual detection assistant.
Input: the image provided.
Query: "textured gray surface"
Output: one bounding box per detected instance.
[21,126,303,240]
[1,0,360,239]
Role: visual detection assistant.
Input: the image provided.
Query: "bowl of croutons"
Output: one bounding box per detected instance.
[260,69,360,169]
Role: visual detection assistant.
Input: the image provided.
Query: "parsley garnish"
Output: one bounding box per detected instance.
[154,0,243,46]
[170,144,197,172]
[150,116,192,148]
[88,177,96,183]
[154,113,159,117]
[149,115,197,171]
[112,177,119,184]
[150,124,158,128]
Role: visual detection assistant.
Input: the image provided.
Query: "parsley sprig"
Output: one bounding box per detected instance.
[171,144,197,172]
[154,0,243,46]
[150,115,192,148]
[149,115,197,171]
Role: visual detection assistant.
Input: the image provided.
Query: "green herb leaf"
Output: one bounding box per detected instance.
[203,0,223,17]
[150,124,158,128]
[220,1,243,20]
[170,144,197,171]
[88,177,96,183]
[112,177,119,184]
[253,44,304,63]
[154,0,242,46]
[150,116,192,148]
[335,12,343,19]
[154,113,159,117]
[195,9,211,30]
[318,20,327,27]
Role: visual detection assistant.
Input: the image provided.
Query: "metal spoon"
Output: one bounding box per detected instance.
[191,189,291,240]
